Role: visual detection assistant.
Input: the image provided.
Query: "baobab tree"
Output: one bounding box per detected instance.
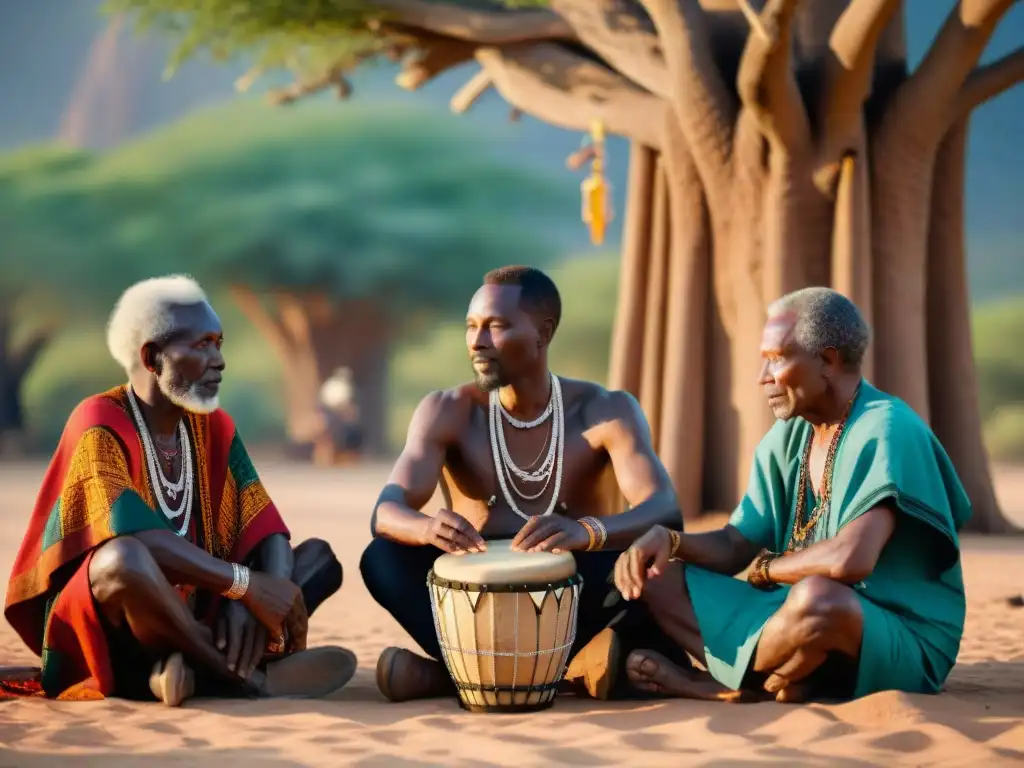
[114,0,1024,531]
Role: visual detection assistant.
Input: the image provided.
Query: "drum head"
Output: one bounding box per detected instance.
[432,540,577,585]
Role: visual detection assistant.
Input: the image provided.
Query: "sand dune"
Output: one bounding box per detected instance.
[1,461,1022,767]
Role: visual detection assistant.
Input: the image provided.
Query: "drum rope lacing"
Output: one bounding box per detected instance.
[127,386,193,537]
[489,372,564,520]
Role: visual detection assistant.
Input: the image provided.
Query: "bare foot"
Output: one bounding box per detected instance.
[149,652,195,707]
[626,650,757,702]
[774,683,812,703]
[255,646,357,698]
[763,671,815,703]
[565,628,621,701]
[375,647,455,702]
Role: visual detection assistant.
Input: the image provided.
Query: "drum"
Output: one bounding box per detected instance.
[427,540,582,713]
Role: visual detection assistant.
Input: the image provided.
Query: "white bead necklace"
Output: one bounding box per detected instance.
[488,373,564,521]
[127,387,193,538]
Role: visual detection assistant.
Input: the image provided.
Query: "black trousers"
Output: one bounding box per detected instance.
[359,537,680,666]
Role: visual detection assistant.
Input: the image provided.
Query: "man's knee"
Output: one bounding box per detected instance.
[89,536,160,605]
[640,561,688,608]
[359,537,423,610]
[359,537,390,603]
[295,537,343,589]
[783,576,862,649]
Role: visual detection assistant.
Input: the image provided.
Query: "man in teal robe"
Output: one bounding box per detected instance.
[613,287,971,702]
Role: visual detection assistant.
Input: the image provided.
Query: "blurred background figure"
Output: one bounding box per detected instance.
[316,367,363,466]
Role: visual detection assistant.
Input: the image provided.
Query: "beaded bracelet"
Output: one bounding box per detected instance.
[747,550,780,591]
[667,528,682,561]
[578,516,608,551]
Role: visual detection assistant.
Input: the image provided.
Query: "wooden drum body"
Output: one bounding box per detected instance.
[427,540,582,713]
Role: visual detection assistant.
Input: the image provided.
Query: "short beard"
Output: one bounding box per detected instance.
[159,371,219,415]
[474,371,503,392]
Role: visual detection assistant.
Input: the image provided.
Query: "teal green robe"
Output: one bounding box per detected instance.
[686,382,971,698]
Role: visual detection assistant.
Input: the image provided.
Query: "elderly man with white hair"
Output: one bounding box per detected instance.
[4,275,356,705]
[609,287,971,704]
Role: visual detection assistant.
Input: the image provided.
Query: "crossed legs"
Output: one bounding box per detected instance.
[89,536,348,701]
[359,537,657,702]
[632,565,863,702]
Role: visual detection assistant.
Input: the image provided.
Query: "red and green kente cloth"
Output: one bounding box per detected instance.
[2,385,288,700]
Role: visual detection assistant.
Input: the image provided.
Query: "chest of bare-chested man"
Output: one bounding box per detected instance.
[441,406,611,538]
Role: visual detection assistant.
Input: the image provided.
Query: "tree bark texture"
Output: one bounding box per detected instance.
[229,287,392,456]
[240,0,1021,528]
[473,0,1016,529]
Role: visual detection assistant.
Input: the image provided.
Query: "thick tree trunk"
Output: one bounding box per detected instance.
[638,159,671,443]
[831,133,875,381]
[0,307,51,454]
[608,143,657,396]
[658,118,710,520]
[868,126,935,420]
[230,287,392,457]
[926,122,1011,533]
[596,0,1013,531]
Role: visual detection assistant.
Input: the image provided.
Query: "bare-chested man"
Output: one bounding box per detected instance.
[360,266,682,702]
[4,275,356,705]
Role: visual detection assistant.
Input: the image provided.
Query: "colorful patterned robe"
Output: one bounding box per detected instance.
[3,386,289,700]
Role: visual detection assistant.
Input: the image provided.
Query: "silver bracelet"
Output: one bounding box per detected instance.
[223,562,251,600]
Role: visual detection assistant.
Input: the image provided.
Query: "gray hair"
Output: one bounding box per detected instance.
[106,274,208,375]
[767,287,871,367]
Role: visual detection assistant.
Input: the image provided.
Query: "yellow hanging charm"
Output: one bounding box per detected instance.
[580,119,613,246]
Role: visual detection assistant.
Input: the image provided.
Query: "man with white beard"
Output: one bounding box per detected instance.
[3,275,355,706]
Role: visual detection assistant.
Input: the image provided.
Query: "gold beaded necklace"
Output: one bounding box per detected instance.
[787,382,861,551]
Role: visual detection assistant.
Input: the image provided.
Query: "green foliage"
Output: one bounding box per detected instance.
[973,297,1024,421]
[106,0,550,78]
[1,101,569,316]
[984,405,1024,463]
[973,296,1024,461]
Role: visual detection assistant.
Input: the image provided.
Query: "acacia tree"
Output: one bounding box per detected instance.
[0,148,84,451]
[114,0,1023,530]
[3,104,566,453]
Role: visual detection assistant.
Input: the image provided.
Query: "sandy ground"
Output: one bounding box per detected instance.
[0,460,1023,767]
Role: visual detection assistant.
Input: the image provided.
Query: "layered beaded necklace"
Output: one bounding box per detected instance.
[786,382,861,551]
[127,387,193,538]
[488,372,564,521]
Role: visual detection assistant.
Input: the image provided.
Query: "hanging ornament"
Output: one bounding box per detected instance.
[579,119,614,246]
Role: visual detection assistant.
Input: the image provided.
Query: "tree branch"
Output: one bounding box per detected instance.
[736,0,812,155]
[395,37,476,90]
[475,43,668,149]
[636,0,737,176]
[372,0,575,43]
[229,284,293,361]
[956,45,1024,115]
[451,68,493,113]
[813,0,903,194]
[548,0,670,99]
[883,0,1018,142]
[266,68,353,105]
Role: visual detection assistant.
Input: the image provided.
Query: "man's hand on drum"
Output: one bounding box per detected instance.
[614,525,674,600]
[511,514,590,554]
[421,509,487,554]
